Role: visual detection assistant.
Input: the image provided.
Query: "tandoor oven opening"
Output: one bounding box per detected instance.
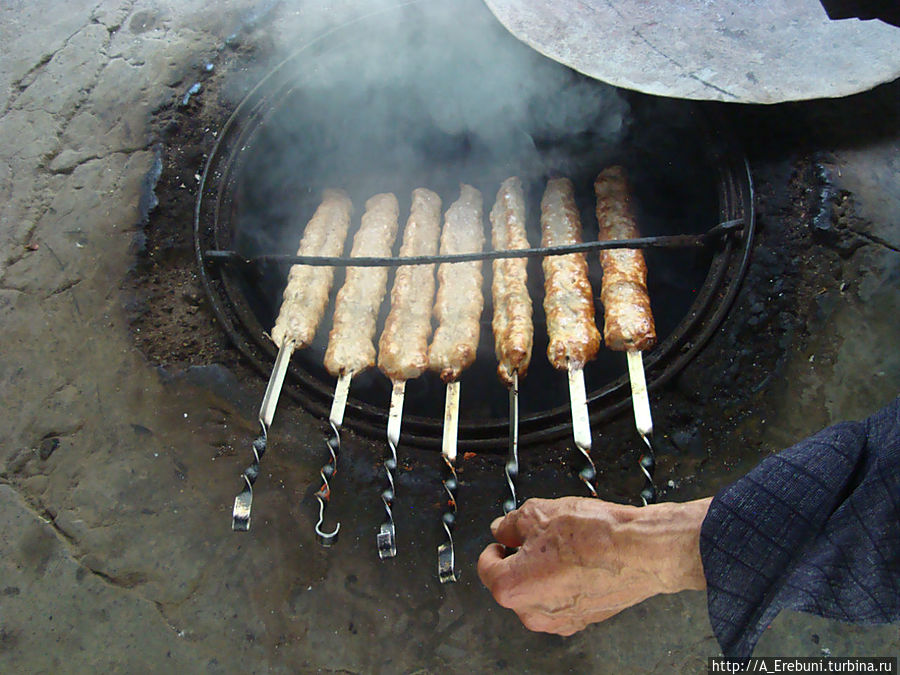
[195,3,753,451]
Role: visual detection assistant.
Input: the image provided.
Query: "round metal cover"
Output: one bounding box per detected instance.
[483,0,900,103]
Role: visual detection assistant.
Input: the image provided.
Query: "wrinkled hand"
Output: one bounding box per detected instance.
[477,496,711,635]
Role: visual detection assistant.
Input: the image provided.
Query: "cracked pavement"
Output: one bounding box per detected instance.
[1,1,898,672]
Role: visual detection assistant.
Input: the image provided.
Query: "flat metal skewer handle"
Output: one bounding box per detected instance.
[567,364,598,497]
[314,372,351,546]
[438,381,461,584]
[378,380,405,559]
[626,351,657,505]
[233,338,294,531]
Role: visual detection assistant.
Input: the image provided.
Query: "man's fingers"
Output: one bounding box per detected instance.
[490,510,527,548]
[477,543,511,592]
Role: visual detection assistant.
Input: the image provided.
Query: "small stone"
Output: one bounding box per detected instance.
[182,286,203,306]
[39,437,59,461]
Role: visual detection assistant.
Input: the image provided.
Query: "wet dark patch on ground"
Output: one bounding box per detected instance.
[123,34,279,370]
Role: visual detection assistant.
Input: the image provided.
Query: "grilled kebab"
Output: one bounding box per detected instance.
[594,166,656,352]
[325,192,400,376]
[378,188,443,383]
[490,176,533,388]
[271,188,354,349]
[540,177,601,370]
[427,184,486,383]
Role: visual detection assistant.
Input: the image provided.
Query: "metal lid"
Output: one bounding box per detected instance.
[483,0,900,103]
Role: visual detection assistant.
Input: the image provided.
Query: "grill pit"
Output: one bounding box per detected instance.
[195,2,753,450]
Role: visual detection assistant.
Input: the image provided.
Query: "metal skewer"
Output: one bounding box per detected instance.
[437,380,461,584]
[626,350,657,505]
[378,380,405,559]
[502,370,520,515]
[567,363,598,497]
[233,338,294,531]
[315,371,351,546]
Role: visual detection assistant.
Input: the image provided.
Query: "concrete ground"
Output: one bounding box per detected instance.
[0,2,897,673]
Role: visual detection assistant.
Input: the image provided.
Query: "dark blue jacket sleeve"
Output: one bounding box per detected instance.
[699,397,900,658]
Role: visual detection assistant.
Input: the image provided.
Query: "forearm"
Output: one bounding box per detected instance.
[569,497,710,594]
[700,397,900,658]
[636,497,710,594]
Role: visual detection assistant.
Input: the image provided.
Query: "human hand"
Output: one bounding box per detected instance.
[477,496,711,635]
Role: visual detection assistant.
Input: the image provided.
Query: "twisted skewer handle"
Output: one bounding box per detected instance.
[437,454,460,583]
[378,381,405,559]
[314,420,341,545]
[503,371,520,515]
[639,439,657,506]
[314,373,351,546]
[438,381,461,583]
[232,423,267,531]
[232,339,293,531]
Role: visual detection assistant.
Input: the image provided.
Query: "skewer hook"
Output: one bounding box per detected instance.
[232,338,293,531]
[232,421,267,531]
[314,372,351,546]
[314,420,341,545]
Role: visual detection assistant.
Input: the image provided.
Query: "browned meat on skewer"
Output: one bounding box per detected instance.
[594,166,657,352]
[271,189,353,349]
[490,177,533,387]
[540,177,601,370]
[377,188,443,383]
[427,184,485,383]
[324,193,400,377]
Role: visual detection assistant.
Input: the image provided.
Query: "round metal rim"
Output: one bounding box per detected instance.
[194,13,755,451]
